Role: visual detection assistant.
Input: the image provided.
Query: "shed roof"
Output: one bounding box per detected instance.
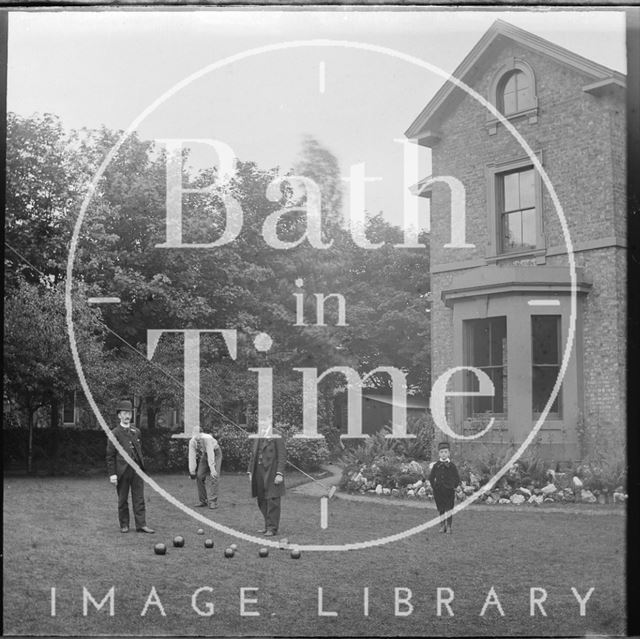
[364,393,428,410]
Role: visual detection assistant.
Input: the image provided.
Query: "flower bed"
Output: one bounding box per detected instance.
[341,460,627,506]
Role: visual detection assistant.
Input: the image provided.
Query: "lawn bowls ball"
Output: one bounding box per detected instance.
[230,544,238,551]
[154,543,167,555]
[290,549,301,559]
[197,528,204,535]
[224,547,235,558]
[173,536,185,548]
[258,547,269,558]
[204,539,214,548]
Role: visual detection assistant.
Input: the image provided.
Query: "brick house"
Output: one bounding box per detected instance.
[406,20,625,461]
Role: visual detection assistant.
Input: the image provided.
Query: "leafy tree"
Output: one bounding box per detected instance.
[5,113,86,288]
[3,278,113,469]
[293,134,343,229]
[5,114,431,447]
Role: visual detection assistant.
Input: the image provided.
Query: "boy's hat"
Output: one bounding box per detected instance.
[115,399,133,413]
[437,441,450,451]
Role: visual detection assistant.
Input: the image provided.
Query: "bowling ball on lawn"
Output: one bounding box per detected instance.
[258,547,269,558]
[173,536,185,548]
[154,543,167,555]
[224,547,235,558]
[204,539,214,548]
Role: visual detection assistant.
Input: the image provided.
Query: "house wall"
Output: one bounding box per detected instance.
[427,39,625,461]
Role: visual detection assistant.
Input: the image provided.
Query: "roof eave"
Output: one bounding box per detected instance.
[405,19,626,140]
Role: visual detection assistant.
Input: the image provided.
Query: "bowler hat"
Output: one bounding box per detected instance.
[115,400,133,413]
[437,442,450,451]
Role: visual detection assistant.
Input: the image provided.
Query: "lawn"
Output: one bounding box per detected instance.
[3,472,625,637]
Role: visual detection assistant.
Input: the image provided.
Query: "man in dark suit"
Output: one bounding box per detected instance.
[249,427,287,536]
[106,400,154,534]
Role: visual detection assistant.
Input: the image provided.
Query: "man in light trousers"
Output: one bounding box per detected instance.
[188,428,223,509]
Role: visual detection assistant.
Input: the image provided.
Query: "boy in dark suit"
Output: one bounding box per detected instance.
[429,442,460,534]
[106,400,154,534]
[248,427,287,536]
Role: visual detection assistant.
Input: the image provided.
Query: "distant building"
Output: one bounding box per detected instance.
[406,20,625,461]
[335,390,428,436]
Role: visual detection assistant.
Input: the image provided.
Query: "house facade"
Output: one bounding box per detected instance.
[406,20,626,461]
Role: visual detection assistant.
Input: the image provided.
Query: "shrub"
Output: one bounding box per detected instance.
[371,453,405,487]
[272,423,330,473]
[401,413,436,461]
[449,443,517,486]
[576,449,627,493]
[285,437,330,472]
[214,424,253,472]
[339,431,397,469]
[396,472,421,487]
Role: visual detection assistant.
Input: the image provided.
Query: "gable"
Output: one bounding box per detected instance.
[405,19,626,144]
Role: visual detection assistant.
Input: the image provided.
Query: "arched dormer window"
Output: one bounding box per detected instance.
[498,69,533,115]
[487,59,538,133]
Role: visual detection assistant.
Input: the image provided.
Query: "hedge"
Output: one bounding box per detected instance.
[3,425,330,475]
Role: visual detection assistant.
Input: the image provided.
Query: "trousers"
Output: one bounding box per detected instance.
[254,464,281,533]
[116,465,146,529]
[434,488,455,529]
[196,452,221,506]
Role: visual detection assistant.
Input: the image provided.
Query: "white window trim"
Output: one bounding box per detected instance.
[486,58,539,134]
[485,151,546,264]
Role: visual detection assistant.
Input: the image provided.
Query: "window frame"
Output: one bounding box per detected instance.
[498,69,534,116]
[62,390,77,425]
[485,152,546,263]
[463,316,508,418]
[486,58,538,134]
[497,166,538,254]
[531,314,563,419]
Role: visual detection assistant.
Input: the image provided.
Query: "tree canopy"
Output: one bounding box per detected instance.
[4,113,431,434]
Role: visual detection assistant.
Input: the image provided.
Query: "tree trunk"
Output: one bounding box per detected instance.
[135,397,142,430]
[146,397,157,431]
[49,398,60,475]
[27,407,34,474]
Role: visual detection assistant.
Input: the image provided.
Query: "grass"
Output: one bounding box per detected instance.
[3,472,625,637]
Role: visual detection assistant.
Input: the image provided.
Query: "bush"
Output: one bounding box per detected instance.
[214,422,331,474]
[576,450,627,493]
[339,432,398,478]
[2,426,188,475]
[449,443,518,487]
[285,437,330,472]
[274,423,330,473]
[214,424,253,472]
[338,430,433,493]
[400,413,436,461]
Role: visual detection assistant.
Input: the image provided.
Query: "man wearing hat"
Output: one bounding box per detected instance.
[106,400,154,534]
[248,427,287,536]
[429,442,461,534]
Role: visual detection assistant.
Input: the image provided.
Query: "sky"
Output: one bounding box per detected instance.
[7,9,627,230]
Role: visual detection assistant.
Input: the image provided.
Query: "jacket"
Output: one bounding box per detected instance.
[106,424,145,478]
[249,430,287,499]
[429,460,460,492]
